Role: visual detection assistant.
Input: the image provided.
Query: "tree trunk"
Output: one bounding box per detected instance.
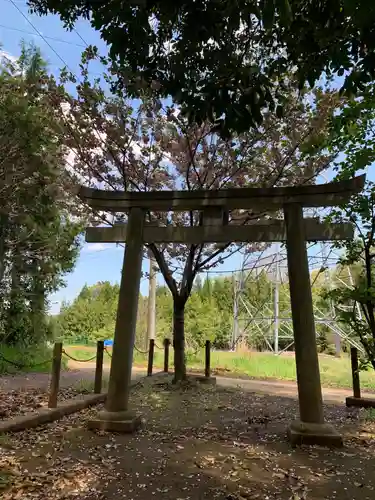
[7,252,22,345]
[0,217,5,285]
[0,217,6,326]
[173,300,186,382]
[30,257,48,340]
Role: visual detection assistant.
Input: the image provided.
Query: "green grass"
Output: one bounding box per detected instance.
[0,344,67,375]
[64,344,375,391]
[204,351,375,390]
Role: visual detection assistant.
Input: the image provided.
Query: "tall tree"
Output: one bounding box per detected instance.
[53,281,149,346]
[28,0,375,134]
[325,81,375,369]
[327,182,375,369]
[52,53,341,380]
[0,43,82,344]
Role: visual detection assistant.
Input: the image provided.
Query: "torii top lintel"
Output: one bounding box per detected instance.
[78,175,365,213]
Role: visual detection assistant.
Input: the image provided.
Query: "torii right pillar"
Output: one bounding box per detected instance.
[284,203,343,447]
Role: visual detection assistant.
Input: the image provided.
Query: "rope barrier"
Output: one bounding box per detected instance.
[154,343,163,350]
[134,345,149,355]
[0,352,52,369]
[62,349,97,362]
[105,345,150,357]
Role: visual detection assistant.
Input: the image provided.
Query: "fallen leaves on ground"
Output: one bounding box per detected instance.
[0,375,375,499]
[0,387,90,420]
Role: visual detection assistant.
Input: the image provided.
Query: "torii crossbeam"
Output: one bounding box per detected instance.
[80,175,365,447]
[86,218,353,244]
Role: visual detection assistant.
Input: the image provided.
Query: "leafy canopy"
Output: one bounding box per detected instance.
[52,53,339,311]
[0,42,82,345]
[28,0,375,134]
[324,80,375,369]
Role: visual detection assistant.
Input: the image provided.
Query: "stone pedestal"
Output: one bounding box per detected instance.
[287,421,343,447]
[284,204,342,446]
[87,410,142,433]
[88,208,144,432]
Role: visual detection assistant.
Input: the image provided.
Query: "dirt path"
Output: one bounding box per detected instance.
[64,361,372,403]
[216,376,366,403]
[1,360,371,406]
[0,366,146,392]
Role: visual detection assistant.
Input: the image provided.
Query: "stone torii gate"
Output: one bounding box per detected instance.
[80,175,365,446]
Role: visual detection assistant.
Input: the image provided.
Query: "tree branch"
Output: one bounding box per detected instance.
[147,242,179,297]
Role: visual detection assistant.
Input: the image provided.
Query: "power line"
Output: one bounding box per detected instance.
[72,27,89,47]
[0,23,85,48]
[4,0,106,78]
[8,0,71,69]
[6,0,120,208]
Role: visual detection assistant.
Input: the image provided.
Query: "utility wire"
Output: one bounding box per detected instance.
[0,23,85,48]
[4,0,105,77]
[7,0,126,253]
[72,27,89,47]
[8,0,71,69]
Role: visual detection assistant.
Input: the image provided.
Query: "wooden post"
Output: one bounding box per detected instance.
[351,347,361,399]
[48,342,62,408]
[163,338,170,373]
[94,340,104,393]
[205,340,211,378]
[146,255,157,350]
[147,339,155,376]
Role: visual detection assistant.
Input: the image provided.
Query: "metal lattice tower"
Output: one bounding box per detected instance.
[232,241,364,355]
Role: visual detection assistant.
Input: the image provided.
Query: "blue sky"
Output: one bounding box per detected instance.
[1,0,373,314]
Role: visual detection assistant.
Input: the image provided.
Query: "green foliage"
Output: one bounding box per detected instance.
[185,293,227,347]
[56,277,235,348]
[0,342,67,375]
[28,0,375,134]
[328,196,375,367]
[57,269,332,353]
[53,282,120,342]
[0,42,82,348]
[365,408,375,422]
[56,279,233,347]
[325,83,375,369]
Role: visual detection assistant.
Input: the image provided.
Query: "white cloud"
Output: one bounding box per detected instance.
[0,50,18,65]
[83,242,110,253]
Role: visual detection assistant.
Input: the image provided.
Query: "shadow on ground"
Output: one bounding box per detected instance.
[1,375,375,499]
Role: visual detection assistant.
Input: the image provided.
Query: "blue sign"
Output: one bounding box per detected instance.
[104,339,114,347]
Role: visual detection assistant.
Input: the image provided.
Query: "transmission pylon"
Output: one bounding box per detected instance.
[232,241,364,355]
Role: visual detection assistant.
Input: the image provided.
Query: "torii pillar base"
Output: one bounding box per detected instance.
[287,421,343,447]
[87,410,142,433]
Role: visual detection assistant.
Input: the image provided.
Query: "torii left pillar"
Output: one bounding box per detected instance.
[88,208,145,432]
